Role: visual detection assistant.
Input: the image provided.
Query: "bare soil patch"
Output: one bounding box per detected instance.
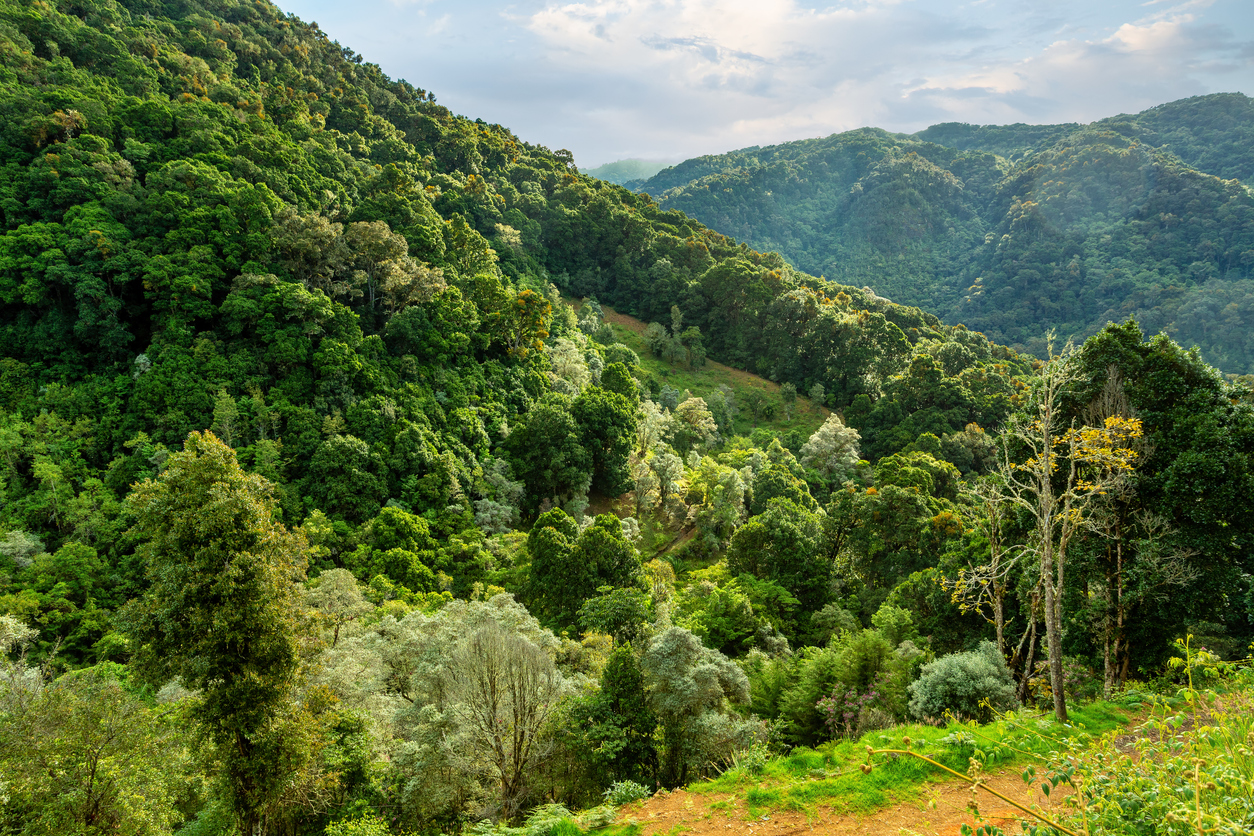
[619,769,1072,836]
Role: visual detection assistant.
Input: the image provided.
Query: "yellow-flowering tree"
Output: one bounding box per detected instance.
[989,341,1142,721]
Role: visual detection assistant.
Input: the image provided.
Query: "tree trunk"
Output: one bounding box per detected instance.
[993,578,1006,658]
[1016,618,1038,705]
[1041,545,1069,722]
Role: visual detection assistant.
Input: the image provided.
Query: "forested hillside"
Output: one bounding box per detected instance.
[583,158,673,186]
[638,94,1254,371]
[2,1,1254,835]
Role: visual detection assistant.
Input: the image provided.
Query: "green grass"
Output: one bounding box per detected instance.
[689,700,1138,821]
[596,305,829,441]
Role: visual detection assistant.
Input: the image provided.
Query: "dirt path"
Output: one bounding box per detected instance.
[620,768,1072,836]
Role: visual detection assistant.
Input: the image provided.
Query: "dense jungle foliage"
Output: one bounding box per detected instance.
[634,94,1254,372]
[1,1,1254,835]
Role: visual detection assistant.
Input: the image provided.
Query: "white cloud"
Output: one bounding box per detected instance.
[904,1,1249,126]
[281,0,1254,166]
[523,0,994,158]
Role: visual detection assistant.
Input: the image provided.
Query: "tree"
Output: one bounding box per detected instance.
[672,396,719,454]
[641,626,752,787]
[644,322,669,358]
[344,220,421,313]
[1071,321,1254,679]
[601,362,640,406]
[987,344,1142,721]
[308,435,388,523]
[305,568,372,648]
[389,596,569,825]
[566,643,658,787]
[506,394,593,514]
[670,305,684,338]
[635,399,672,456]
[779,382,797,419]
[123,431,310,836]
[271,206,353,301]
[649,444,686,508]
[527,510,643,630]
[443,621,566,821]
[799,414,861,483]
[546,337,590,393]
[680,326,705,369]
[743,390,768,425]
[572,385,636,495]
[576,296,604,335]
[727,498,829,614]
[0,662,187,836]
[578,586,653,646]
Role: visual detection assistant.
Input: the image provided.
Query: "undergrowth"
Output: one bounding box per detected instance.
[691,697,1132,819]
[511,638,1254,836]
[875,636,1254,836]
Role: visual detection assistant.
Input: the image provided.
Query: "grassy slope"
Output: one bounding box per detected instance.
[599,304,830,440]
[599,698,1139,836]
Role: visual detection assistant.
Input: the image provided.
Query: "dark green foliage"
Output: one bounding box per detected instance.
[527,510,643,631]
[122,432,310,835]
[572,385,635,495]
[566,644,658,787]
[638,95,1254,373]
[2,2,1252,828]
[773,627,904,746]
[727,497,829,616]
[1064,321,1254,675]
[507,394,593,513]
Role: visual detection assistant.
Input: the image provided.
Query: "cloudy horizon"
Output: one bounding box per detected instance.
[279,0,1254,168]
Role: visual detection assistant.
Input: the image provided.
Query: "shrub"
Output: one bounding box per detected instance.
[603,780,651,805]
[728,743,770,776]
[778,629,909,745]
[523,804,575,836]
[907,640,1016,722]
[325,817,393,836]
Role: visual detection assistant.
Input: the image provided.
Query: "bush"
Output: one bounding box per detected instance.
[325,817,393,836]
[603,779,652,805]
[907,641,1017,722]
[778,629,910,745]
[728,743,770,776]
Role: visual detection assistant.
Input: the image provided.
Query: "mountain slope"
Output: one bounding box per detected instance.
[0,0,1033,585]
[637,95,1254,370]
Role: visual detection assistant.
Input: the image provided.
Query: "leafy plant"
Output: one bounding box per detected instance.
[604,780,652,805]
[908,641,1017,722]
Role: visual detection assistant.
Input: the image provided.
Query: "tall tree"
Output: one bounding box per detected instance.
[987,344,1141,721]
[123,432,310,836]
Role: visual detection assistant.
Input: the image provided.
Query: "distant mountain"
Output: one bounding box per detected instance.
[636,95,1254,371]
[584,158,677,185]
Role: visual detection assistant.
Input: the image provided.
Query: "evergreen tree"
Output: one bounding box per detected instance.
[123,432,310,836]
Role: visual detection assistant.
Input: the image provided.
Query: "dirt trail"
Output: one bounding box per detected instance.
[620,768,1072,836]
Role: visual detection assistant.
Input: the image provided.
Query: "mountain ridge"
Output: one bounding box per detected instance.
[634,94,1254,370]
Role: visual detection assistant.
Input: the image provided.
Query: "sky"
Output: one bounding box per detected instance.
[278,0,1254,168]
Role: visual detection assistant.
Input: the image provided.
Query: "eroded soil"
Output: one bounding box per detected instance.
[619,768,1074,836]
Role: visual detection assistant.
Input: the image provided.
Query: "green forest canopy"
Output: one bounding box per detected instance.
[636,93,1254,372]
[1,1,1254,835]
